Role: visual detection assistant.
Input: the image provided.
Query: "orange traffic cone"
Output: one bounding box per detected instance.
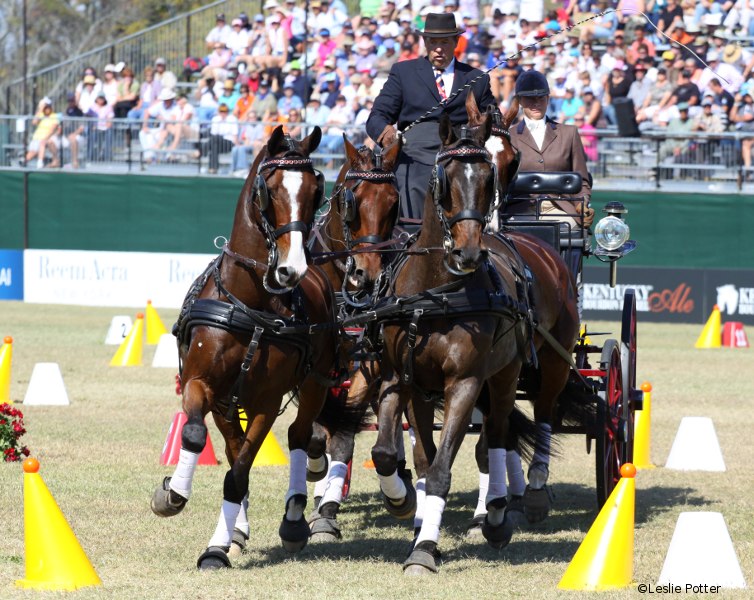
[558,464,636,591]
[110,313,144,366]
[160,412,218,465]
[145,300,168,345]
[0,336,13,403]
[722,322,749,348]
[695,305,722,348]
[633,382,656,470]
[16,458,102,591]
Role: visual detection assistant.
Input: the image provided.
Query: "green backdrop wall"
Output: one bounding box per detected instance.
[1,171,752,268]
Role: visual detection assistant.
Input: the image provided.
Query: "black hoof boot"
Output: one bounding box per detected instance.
[482,498,514,550]
[279,494,310,553]
[523,485,552,524]
[197,546,231,570]
[151,476,187,517]
[309,501,342,542]
[465,513,486,538]
[403,540,442,575]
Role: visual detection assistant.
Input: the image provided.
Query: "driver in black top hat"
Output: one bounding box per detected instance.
[366,13,495,220]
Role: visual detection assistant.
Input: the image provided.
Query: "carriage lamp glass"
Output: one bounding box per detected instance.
[594,216,630,251]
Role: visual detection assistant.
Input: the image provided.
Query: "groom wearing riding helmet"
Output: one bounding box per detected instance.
[366,13,495,221]
[507,69,594,229]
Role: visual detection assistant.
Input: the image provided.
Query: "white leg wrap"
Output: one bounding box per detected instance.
[532,422,552,466]
[312,453,331,499]
[415,495,445,545]
[234,494,250,538]
[408,426,417,449]
[474,471,489,517]
[378,469,407,500]
[285,449,308,508]
[413,477,426,530]
[506,450,526,496]
[320,461,348,506]
[208,500,242,548]
[308,453,327,475]
[169,449,200,499]
[486,448,508,504]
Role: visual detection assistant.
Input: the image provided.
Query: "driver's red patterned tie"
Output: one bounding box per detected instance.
[434,69,447,100]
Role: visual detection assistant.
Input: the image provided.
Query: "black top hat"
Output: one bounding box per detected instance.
[416,13,462,38]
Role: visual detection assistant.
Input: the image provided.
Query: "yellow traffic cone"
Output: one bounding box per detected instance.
[0,336,13,404]
[145,300,168,345]
[237,408,288,466]
[634,382,656,469]
[16,458,102,591]
[695,305,722,348]
[109,313,144,366]
[558,463,636,591]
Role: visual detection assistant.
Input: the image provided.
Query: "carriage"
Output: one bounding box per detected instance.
[497,170,639,507]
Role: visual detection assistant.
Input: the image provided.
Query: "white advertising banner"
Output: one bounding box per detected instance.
[23,250,216,308]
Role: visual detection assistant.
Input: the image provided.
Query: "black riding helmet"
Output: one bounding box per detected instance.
[515,69,550,97]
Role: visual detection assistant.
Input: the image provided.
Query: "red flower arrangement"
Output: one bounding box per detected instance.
[0,403,30,462]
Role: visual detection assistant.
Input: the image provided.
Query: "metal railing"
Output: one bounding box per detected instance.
[2,0,249,115]
[2,114,753,192]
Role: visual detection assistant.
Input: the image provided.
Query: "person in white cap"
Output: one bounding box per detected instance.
[102,63,119,106]
[141,88,182,157]
[227,17,251,56]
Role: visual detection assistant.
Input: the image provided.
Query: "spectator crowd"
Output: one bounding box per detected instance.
[21,0,754,176]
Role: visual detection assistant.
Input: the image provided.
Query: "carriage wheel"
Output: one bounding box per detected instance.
[595,339,626,508]
[620,288,638,463]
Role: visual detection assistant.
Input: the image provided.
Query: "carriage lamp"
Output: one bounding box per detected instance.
[594,202,630,251]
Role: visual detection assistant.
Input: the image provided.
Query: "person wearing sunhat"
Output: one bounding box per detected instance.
[25,97,61,168]
[507,69,593,230]
[365,12,495,220]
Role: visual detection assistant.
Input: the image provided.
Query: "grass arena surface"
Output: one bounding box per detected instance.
[1,301,752,599]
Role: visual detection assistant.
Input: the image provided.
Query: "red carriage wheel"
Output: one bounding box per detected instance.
[595,339,626,508]
[620,288,638,463]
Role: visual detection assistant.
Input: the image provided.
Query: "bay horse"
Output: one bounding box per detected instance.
[470,99,583,526]
[305,137,405,540]
[150,125,352,569]
[369,93,578,574]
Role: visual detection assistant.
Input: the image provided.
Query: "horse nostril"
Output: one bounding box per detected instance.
[479,248,489,261]
[277,266,294,281]
[353,268,366,280]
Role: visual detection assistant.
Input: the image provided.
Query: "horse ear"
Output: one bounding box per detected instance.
[301,126,322,155]
[439,113,455,146]
[481,112,492,142]
[343,134,361,167]
[503,98,520,129]
[382,136,402,170]
[268,125,286,155]
[465,91,482,125]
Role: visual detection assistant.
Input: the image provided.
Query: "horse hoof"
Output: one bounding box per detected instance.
[151,477,187,517]
[403,541,441,574]
[306,455,329,482]
[482,513,514,550]
[505,495,527,529]
[197,546,231,570]
[227,528,249,558]
[523,486,552,524]
[309,514,342,541]
[382,479,417,520]
[279,516,310,553]
[464,514,486,538]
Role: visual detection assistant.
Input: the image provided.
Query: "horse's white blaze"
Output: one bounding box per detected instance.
[485,136,504,233]
[277,171,308,281]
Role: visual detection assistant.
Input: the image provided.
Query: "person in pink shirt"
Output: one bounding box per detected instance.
[316,28,337,68]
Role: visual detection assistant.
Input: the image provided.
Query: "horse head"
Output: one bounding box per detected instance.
[245,124,324,291]
[435,93,496,274]
[334,136,401,297]
[468,97,520,233]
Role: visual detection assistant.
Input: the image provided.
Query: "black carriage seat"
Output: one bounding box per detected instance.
[502,172,590,280]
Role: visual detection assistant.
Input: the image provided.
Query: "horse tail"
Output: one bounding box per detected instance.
[506,405,561,462]
[556,376,598,429]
